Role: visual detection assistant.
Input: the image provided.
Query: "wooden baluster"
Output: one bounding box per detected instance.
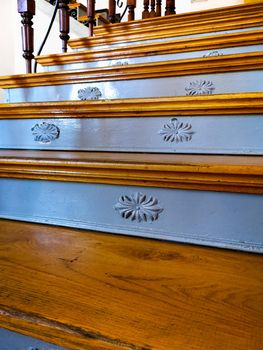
[17,0,35,74]
[127,0,136,21]
[59,0,70,53]
[156,0,162,17]
[149,0,156,17]
[142,0,149,19]
[165,0,175,15]
[109,0,116,23]
[87,0,95,36]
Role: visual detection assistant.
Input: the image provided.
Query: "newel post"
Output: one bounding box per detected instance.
[17,0,35,73]
[59,0,70,53]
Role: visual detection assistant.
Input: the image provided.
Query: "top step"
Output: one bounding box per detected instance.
[93,3,263,35]
[68,3,263,49]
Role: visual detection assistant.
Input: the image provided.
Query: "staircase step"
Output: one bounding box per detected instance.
[93,3,263,35]
[68,14,263,50]
[0,219,262,350]
[0,150,262,252]
[0,93,263,154]
[36,29,263,71]
[1,53,262,103]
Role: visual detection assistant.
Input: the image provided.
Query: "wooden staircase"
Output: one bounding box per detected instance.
[0,3,263,349]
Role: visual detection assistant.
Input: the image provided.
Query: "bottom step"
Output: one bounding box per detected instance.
[0,219,262,350]
[0,151,263,253]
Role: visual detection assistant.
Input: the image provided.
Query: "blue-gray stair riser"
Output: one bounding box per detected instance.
[1,115,263,154]
[0,178,262,253]
[73,26,263,51]
[45,44,263,72]
[5,71,262,103]
[0,328,67,350]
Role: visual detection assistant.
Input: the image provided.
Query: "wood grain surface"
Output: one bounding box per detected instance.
[36,29,263,67]
[0,93,263,117]
[0,151,263,194]
[0,219,262,350]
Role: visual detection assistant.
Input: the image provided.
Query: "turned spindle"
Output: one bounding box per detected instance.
[59,0,70,53]
[17,0,35,73]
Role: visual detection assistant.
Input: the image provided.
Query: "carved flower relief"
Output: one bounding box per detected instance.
[78,87,102,100]
[203,50,223,58]
[114,192,163,222]
[159,118,195,143]
[111,60,129,66]
[185,80,215,95]
[31,122,60,144]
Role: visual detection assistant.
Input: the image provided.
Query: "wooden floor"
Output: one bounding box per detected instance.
[0,219,262,350]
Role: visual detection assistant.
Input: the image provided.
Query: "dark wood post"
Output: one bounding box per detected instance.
[127,0,136,21]
[156,0,162,17]
[59,0,70,53]
[142,0,149,19]
[109,0,116,23]
[17,0,35,73]
[87,0,96,36]
[149,0,156,18]
[165,0,175,15]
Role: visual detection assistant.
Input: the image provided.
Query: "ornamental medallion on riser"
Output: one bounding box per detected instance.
[5,71,263,103]
[0,178,262,253]
[1,116,263,155]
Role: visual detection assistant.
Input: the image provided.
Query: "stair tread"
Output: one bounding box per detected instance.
[36,29,263,67]
[1,52,262,89]
[0,93,262,117]
[0,150,263,194]
[0,219,262,350]
[69,14,263,49]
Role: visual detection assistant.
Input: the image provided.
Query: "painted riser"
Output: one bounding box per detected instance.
[73,26,263,51]
[45,45,263,72]
[1,115,263,155]
[5,70,262,103]
[0,328,67,350]
[0,178,262,253]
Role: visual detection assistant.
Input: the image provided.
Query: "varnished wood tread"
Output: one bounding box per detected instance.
[69,14,263,49]
[0,93,262,117]
[0,219,262,350]
[36,30,263,67]
[93,3,263,34]
[0,51,262,88]
[0,150,263,194]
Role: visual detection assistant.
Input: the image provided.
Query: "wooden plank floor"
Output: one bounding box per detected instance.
[0,219,262,350]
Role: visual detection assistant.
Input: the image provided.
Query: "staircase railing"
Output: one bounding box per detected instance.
[17,0,176,73]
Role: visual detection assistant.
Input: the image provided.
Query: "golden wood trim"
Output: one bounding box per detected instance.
[94,3,263,34]
[1,52,263,88]
[68,15,263,48]
[0,151,263,194]
[36,30,263,67]
[0,93,263,118]
[0,219,262,350]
